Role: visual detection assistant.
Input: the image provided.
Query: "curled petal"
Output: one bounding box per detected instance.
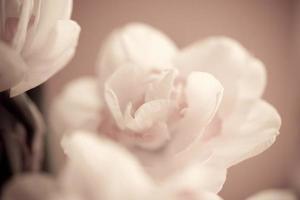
[27,20,80,62]
[104,87,124,129]
[145,69,177,101]
[167,72,223,154]
[124,100,170,132]
[0,41,26,92]
[238,57,266,99]
[10,20,80,96]
[105,63,147,110]
[97,23,178,85]
[174,37,266,116]
[206,99,281,168]
[133,122,170,150]
[24,0,74,54]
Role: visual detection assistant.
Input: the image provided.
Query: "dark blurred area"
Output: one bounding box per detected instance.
[0,86,44,192]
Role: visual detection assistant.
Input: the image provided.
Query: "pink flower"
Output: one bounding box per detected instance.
[2,131,223,200]
[50,23,281,193]
[0,0,80,96]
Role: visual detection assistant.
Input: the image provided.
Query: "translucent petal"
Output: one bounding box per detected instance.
[174,37,266,117]
[24,0,74,55]
[61,132,156,200]
[10,20,80,96]
[97,23,178,86]
[167,72,223,155]
[206,99,281,168]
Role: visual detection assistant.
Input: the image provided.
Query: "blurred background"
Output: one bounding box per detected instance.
[45,0,300,199]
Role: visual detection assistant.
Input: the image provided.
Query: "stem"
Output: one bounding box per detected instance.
[0,90,45,171]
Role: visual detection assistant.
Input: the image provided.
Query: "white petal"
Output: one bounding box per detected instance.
[206,99,281,168]
[10,20,80,96]
[163,163,227,195]
[238,57,266,99]
[97,23,178,85]
[104,63,147,110]
[48,77,102,172]
[175,37,266,116]
[50,77,103,133]
[167,72,223,155]
[104,87,125,129]
[0,41,26,92]
[60,0,73,20]
[11,0,33,52]
[134,122,170,150]
[133,133,213,184]
[24,0,74,54]
[2,174,57,200]
[246,189,297,200]
[61,131,156,200]
[145,69,177,101]
[125,99,170,132]
[26,20,80,62]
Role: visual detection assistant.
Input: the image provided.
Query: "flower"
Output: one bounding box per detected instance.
[246,189,297,200]
[50,23,281,193]
[0,0,80,96]
[2,131,223,200]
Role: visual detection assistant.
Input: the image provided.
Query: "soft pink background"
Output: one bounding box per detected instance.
[46,1,300,199]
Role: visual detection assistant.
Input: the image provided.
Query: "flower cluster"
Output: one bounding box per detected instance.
[48,23,281,197]
[0,1,294,200]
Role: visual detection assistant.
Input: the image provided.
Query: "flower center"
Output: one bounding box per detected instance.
[103,68,189,151]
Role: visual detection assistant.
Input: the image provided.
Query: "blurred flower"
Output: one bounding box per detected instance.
[2,131,223,200]
[0,0,80,96]
[50,23,281,193]
[246,189,297,200]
